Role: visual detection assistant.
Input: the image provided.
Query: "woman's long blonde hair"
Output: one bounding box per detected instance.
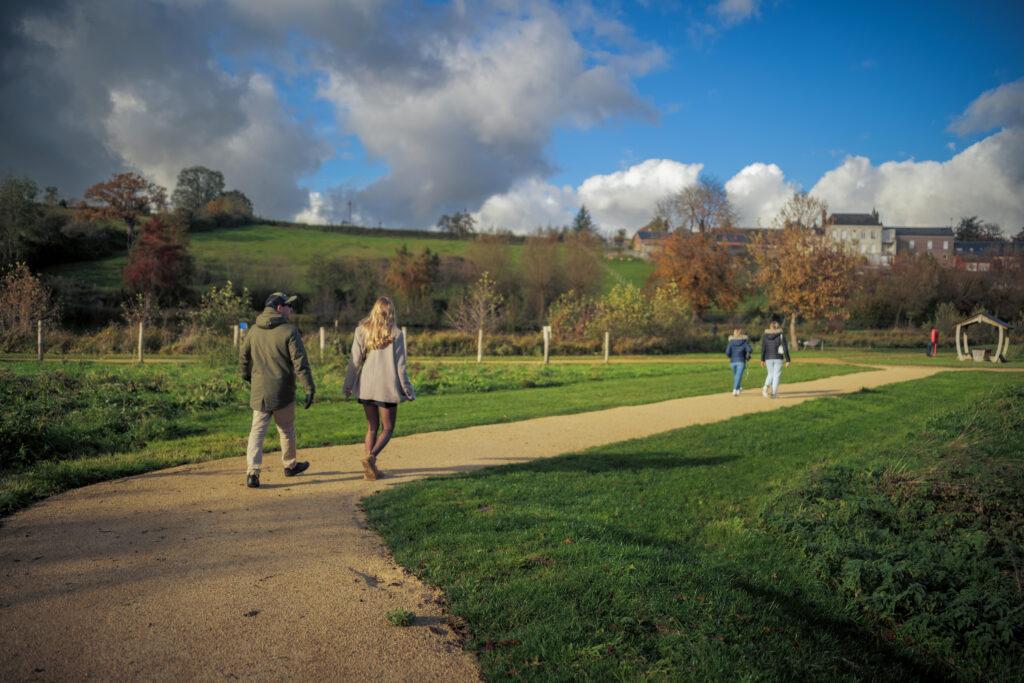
[359,296,399,350]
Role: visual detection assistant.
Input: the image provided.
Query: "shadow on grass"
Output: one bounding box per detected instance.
[732,579,953,682]
[504,452,741,474]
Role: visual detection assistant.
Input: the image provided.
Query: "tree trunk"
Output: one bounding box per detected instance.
[789,315,797,349]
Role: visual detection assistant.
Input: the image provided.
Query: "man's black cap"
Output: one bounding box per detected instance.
[265,292,298,309]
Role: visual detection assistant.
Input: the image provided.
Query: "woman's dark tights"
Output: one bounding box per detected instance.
[363,404,397,459]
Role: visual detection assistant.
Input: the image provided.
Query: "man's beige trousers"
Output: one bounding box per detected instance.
[246,402,297,474]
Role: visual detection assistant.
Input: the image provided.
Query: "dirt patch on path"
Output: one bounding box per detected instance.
[0,365,943,681]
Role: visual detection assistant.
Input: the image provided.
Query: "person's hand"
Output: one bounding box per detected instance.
[304,391,315,410]
[759,361,765,368]
[785,362,790,368]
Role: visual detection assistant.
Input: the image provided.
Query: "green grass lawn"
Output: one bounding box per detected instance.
[0,359,861,516]
[363,372,1024,681]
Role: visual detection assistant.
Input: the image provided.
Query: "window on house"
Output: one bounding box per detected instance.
[909,240,915,249]
[927,240,933,249]
[943,240,949,250]
[871,231,876,239]
[979,263,990,272]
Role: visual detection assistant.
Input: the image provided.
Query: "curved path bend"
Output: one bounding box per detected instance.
[0,365,944,681]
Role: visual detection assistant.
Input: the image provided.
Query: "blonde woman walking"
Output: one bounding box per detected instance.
[343,297,416,480]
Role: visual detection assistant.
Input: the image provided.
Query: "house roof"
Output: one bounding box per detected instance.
[633,231,669,241]
[956,240,1006,255]
[892,227,954,237]
[958,313,1011,329]
[713,228,771,244]
[830,212,881,226]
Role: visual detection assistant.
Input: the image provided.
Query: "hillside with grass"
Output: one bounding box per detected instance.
[45,223,653,296]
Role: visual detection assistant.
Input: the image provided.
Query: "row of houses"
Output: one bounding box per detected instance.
[631,211,1018,271]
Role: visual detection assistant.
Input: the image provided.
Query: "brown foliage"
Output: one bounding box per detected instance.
[122,215,194,305]
[384,245,439,304]
[751,226,862,339]
[78,172,167,249]
[652,231,739,318]
[520,233,563,321]
[563,230,604,297]
[0,262,55,349]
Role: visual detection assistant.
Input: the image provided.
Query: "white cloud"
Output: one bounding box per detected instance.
[313,4,659,226]
[579,159,703,231]
[473,159,703,234]
[949,78,1024,136]
[474,177,578,232]
[713,0,760,27]
[811,128,1024,230]
[104,73,327,217]
[725,163,796,226]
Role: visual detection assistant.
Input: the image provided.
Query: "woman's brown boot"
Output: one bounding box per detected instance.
[361,457,378,481]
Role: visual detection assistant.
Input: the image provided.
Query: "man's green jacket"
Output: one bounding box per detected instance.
[239,308,315,412]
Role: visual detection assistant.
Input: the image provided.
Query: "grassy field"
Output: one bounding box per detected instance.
[0,359,859,516]
[363,372,1024,681]
[45,223,655,294]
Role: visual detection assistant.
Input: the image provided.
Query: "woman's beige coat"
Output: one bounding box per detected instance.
[343,326,416,404]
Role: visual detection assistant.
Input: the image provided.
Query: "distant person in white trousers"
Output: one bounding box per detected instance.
[759,320,791,398]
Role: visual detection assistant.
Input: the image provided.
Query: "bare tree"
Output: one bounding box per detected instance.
[772,192,828,231]
[661,175,737,233]
[446,271,504,333]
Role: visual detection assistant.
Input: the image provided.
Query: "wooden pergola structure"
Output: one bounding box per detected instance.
[955,313,1011,363]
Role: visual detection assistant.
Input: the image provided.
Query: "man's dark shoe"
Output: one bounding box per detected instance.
[246,473,260,488]
[284,461,310,477]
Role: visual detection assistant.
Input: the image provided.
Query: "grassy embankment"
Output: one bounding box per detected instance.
[45,223,654,294]
[364,371,1024,681]
[0,359,859,516]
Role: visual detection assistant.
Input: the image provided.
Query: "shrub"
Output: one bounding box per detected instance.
[0,263,56,351]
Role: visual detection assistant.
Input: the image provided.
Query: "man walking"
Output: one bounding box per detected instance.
[240,292,316,488]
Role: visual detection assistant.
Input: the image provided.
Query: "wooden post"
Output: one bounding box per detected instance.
[477,328,484,363]
[37,320,43,362]
[232,324,239,348]
[603,331,610,364]
[542,325,551,365]
[955,322,964,360]
[137,321,144,364]
[319,326,326,361]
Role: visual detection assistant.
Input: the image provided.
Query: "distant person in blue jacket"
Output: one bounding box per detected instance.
[725,328,753,396]
[760,320,791,398]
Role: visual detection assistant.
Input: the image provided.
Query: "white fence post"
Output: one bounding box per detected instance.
[603,331,610,364]
[543,325,551,365]
[137,321,144,364]
[477,328,484,363]
[232,324,239,348]
[37,320,43,362]
[319,326,326,361]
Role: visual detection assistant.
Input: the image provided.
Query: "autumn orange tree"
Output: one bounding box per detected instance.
[751,226,862,343]
[652,230,739,319]
[78,172,167,250]
[384,245,440,316]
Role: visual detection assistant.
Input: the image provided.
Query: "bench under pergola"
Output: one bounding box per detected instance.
[955,313,1011,363]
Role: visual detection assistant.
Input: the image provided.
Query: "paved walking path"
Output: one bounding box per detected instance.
[0,365,945,681]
